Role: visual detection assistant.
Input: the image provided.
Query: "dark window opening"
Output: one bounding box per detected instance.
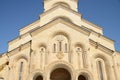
[53,44,56,53]
[19,62,23,80]
[65,43,67,53]
[50,68,71,80]
[78,75,87,80]
[98,61,104,80]
[59,42,62,51]
[35,75,43,80]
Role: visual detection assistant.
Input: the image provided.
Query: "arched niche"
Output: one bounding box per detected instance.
[96,58,108,80]
[93,54,110,66]
[50,68,71,80]
[13,56,28,80]
[74,43,87,68]
[93,54,110,80]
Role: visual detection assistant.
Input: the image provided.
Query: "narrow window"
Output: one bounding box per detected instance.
[98,61,104,80]
[53,44,56,53]
[65,43,67,53]
[19,62,23,80]
[59,41,62,51]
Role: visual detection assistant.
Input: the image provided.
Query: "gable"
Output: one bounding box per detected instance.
[30,18,90,50]
[31,17,90,37]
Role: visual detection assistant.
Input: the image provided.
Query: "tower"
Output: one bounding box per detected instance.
[39,0,82,28]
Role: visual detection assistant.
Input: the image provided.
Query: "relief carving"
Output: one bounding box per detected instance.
[56,52,64,59]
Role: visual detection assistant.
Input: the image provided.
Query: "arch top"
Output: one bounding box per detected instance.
[50,68,71,80]
[45,61,74,72]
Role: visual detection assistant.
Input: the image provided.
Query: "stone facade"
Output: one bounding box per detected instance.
[0,0,120,80]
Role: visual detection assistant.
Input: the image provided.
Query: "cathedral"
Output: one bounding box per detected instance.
[0,0,120,80]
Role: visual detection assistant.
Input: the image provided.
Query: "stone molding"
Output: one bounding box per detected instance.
[89,39,114,55]
[8,41,31,57]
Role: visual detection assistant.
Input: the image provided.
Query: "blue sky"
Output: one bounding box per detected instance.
[0,0,120,54]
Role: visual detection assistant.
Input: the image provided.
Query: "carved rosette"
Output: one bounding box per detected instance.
[56,52,64,59]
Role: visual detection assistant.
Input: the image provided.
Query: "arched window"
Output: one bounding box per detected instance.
[59,41,62,52]
[53,44,56,53]
[52,34,69,53]
[96,58,107,80]
[65,43,68,53]
[78,75,87,80]
[15,58,28,80]
[98,61,103,80]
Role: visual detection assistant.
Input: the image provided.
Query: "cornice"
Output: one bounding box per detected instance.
[30,17,90,37]
[40,4,82,18]
[8,33,31,45]
[88,29,114,44]
[19,20,40,33]
[81,26,114,45]
[89,39,114,55]
[82,19,102,30]
[100,35,114,44]
[8,41,31,57]
[0,52,7,58]
[8,37,20,45]
[81,25,101,35]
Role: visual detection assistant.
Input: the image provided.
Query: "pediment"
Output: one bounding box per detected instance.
[31,17,90,37]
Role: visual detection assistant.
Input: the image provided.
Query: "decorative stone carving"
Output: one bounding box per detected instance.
[56,52,64,59]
